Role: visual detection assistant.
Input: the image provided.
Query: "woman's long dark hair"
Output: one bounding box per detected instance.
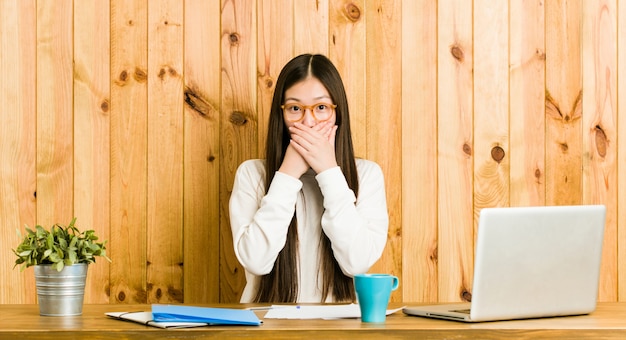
[254,54,359,303]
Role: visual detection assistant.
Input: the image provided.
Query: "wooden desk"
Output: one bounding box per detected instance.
[2,302,626,339]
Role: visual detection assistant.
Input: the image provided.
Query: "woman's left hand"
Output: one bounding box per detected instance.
[288,121,338,173]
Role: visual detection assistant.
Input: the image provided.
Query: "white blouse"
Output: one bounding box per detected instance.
[229,158,389,303]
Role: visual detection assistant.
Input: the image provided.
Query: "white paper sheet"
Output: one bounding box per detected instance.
[263,303,404,320]
[106,311,209,329]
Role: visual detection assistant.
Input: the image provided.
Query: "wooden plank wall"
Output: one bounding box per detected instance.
[0,0,623,304]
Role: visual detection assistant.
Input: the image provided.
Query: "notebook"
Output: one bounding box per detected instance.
[106,304,261,328]
[106,311,209,329]
[151,304,261,325]
[403,205,606,322]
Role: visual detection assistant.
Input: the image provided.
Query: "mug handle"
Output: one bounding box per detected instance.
[391,276,399,291]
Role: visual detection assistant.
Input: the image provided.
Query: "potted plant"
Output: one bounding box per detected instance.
[13,217,110,316]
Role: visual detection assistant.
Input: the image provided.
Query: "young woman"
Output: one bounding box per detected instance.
[229,54,389,303]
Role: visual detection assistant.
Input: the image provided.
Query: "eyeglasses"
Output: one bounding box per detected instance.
[281,102,337,122]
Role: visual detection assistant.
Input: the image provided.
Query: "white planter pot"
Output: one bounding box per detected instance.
[34,263,88,316]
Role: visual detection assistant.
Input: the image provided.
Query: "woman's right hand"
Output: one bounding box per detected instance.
[279,120,337,178]
[278,143,309,178]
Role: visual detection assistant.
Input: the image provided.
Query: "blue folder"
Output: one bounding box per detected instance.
[151,304,262,326]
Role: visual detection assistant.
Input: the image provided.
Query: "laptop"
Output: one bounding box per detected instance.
[403,205,606,322]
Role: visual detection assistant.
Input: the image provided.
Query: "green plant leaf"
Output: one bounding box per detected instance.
[18,250,32,257]
[12,218,111,270]
[53,261,64,272]
[46,232,53,249]
[68,249,77,264]
[69,236,78,248]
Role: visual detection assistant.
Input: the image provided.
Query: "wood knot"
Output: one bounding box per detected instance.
[595,125,607,157]
[155,287,162,300]
[229,33,240,45]
[184,86,213,117]
[430,245,438,262]
[450,45,464,62]
[157,66,179,80]
[119,70,128,82]
[100,99,110,112]
[461,290,472,302]
[534,168,541,179]
[560,142,568,152]
[462,143,472,156]
[266,78,274,88]
[133,67,147,83]
[545,91,562,120]
[491,146,505,163]
[229,111,248,125]
[207,155,215,162]
[344,3,361,22]
[536,48,546,60]
[117,291,126,302]
[127,20,133,26]
[168,286,184,302]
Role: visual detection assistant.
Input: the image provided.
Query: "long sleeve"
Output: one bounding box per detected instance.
[317,159,389,276]
[229,158,389,303]
[229,159,303,276]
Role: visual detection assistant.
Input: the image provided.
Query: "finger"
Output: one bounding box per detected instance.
[310,120,331,132]
[289,138,309,156]
[290,124,323,144]
[320,122,333,138]
[289,134,313,152]
[328,125,338,145]
[293,122,327,137]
